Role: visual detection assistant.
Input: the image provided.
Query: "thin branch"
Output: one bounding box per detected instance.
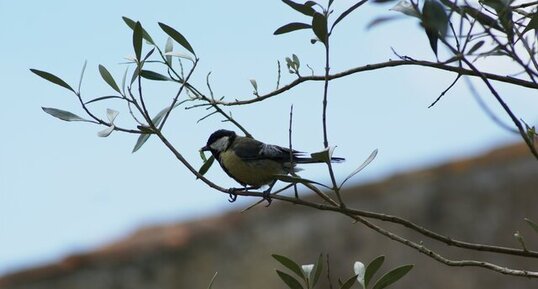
[288,105,299,199]
[440,37,538,159]
[202,73,252,138]
[210,60,538,106]
[223,189,538,277]
[428,74,462,108]
[159,58,199,131]
[320,17,344,207]
[75,92,141,134]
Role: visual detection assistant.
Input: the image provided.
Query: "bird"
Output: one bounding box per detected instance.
[200,129,344,204]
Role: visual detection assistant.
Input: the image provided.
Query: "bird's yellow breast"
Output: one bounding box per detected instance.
[219,150,285,187]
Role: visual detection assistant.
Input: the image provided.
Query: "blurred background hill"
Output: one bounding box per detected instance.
[1,142,537,289]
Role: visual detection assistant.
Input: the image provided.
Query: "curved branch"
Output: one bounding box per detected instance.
[227,189,538,277]
[212,59,538,106]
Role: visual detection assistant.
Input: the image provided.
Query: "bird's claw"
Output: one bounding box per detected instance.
[262,189,272,207]
[227,188,239,203]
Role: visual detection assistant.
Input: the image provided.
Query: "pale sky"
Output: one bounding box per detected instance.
[1,0,536,275]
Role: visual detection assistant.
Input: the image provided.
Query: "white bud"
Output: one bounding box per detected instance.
[354,261,366,289]
[390,0,420,18]
[97,125,115,137]
[302,264,314,280]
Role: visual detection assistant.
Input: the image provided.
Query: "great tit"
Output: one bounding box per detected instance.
[200,129,344,204]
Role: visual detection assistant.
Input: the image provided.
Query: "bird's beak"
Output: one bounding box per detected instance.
[200,145,210,152]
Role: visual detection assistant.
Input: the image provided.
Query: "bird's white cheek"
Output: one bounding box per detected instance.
[210,136,229,151]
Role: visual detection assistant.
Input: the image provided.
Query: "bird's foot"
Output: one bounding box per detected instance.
[227,188,240,203]
[262,189,272,207]
[227,186,257,202]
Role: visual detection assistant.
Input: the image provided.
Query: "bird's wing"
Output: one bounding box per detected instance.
[233,137,301,161]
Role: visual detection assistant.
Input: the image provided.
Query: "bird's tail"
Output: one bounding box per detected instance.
[293,156,345,164]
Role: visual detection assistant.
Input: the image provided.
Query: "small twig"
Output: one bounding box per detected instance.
[197,111,219,123]
[440,36,538,159]
[206,72,215,99]
[276,60,281,90]
[127,100,144,126]
[326,254,333,289]
[288,105,299,199]
[318,16,344,207]
[75,91,140,134]
[209,60,538,107]
[428,74,461,108]
[159,58,199,131]
[306,64,314,76]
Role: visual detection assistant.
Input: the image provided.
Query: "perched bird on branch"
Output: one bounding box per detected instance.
[201,129,344,204]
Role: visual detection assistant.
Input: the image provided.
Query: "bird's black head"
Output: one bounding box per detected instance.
[201,129,237,154]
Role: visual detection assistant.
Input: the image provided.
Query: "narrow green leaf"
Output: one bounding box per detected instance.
[121,67,128,94]
[42,107,89,122]
[85,95,123,105]
[282,0,315,16]
[331,0,368,31]
[98,65,121,93]
[367,16,400,30]
[165,37,174,65]
[250,79,258,91]
[272,254,306,280]
[122,16,155,45]
[523,13,538,34]
[132,111,166,153]
[133,22,143,61]
[499,9,514,42]
[372,265,413,289]
[340,274,358,289]
[422,0,448,56]
[312,12,328,45]
[276,270,305,289]
[200,150,208,162]
[164,51,195,62]
[140,70,172,81]
[467,40,485,55]
[198,156,215,178]
[340,149,378,189]
[206,272,218,289]
[312,254,323,287]
[390,0,420,17]
[274,22,312,35]
[524,218,538,233]
[130,65,142,85]
[132,101,185,153]
[461,6,502,31]
[133,134,151,153]
[158,22,195,55]
[78,60,87,93]
[365,256,385,287]
[142,47,155,62]
[292,54,300,68]
[30,69,74,92]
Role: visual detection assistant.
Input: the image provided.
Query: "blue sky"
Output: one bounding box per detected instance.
[1,0,536,275]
